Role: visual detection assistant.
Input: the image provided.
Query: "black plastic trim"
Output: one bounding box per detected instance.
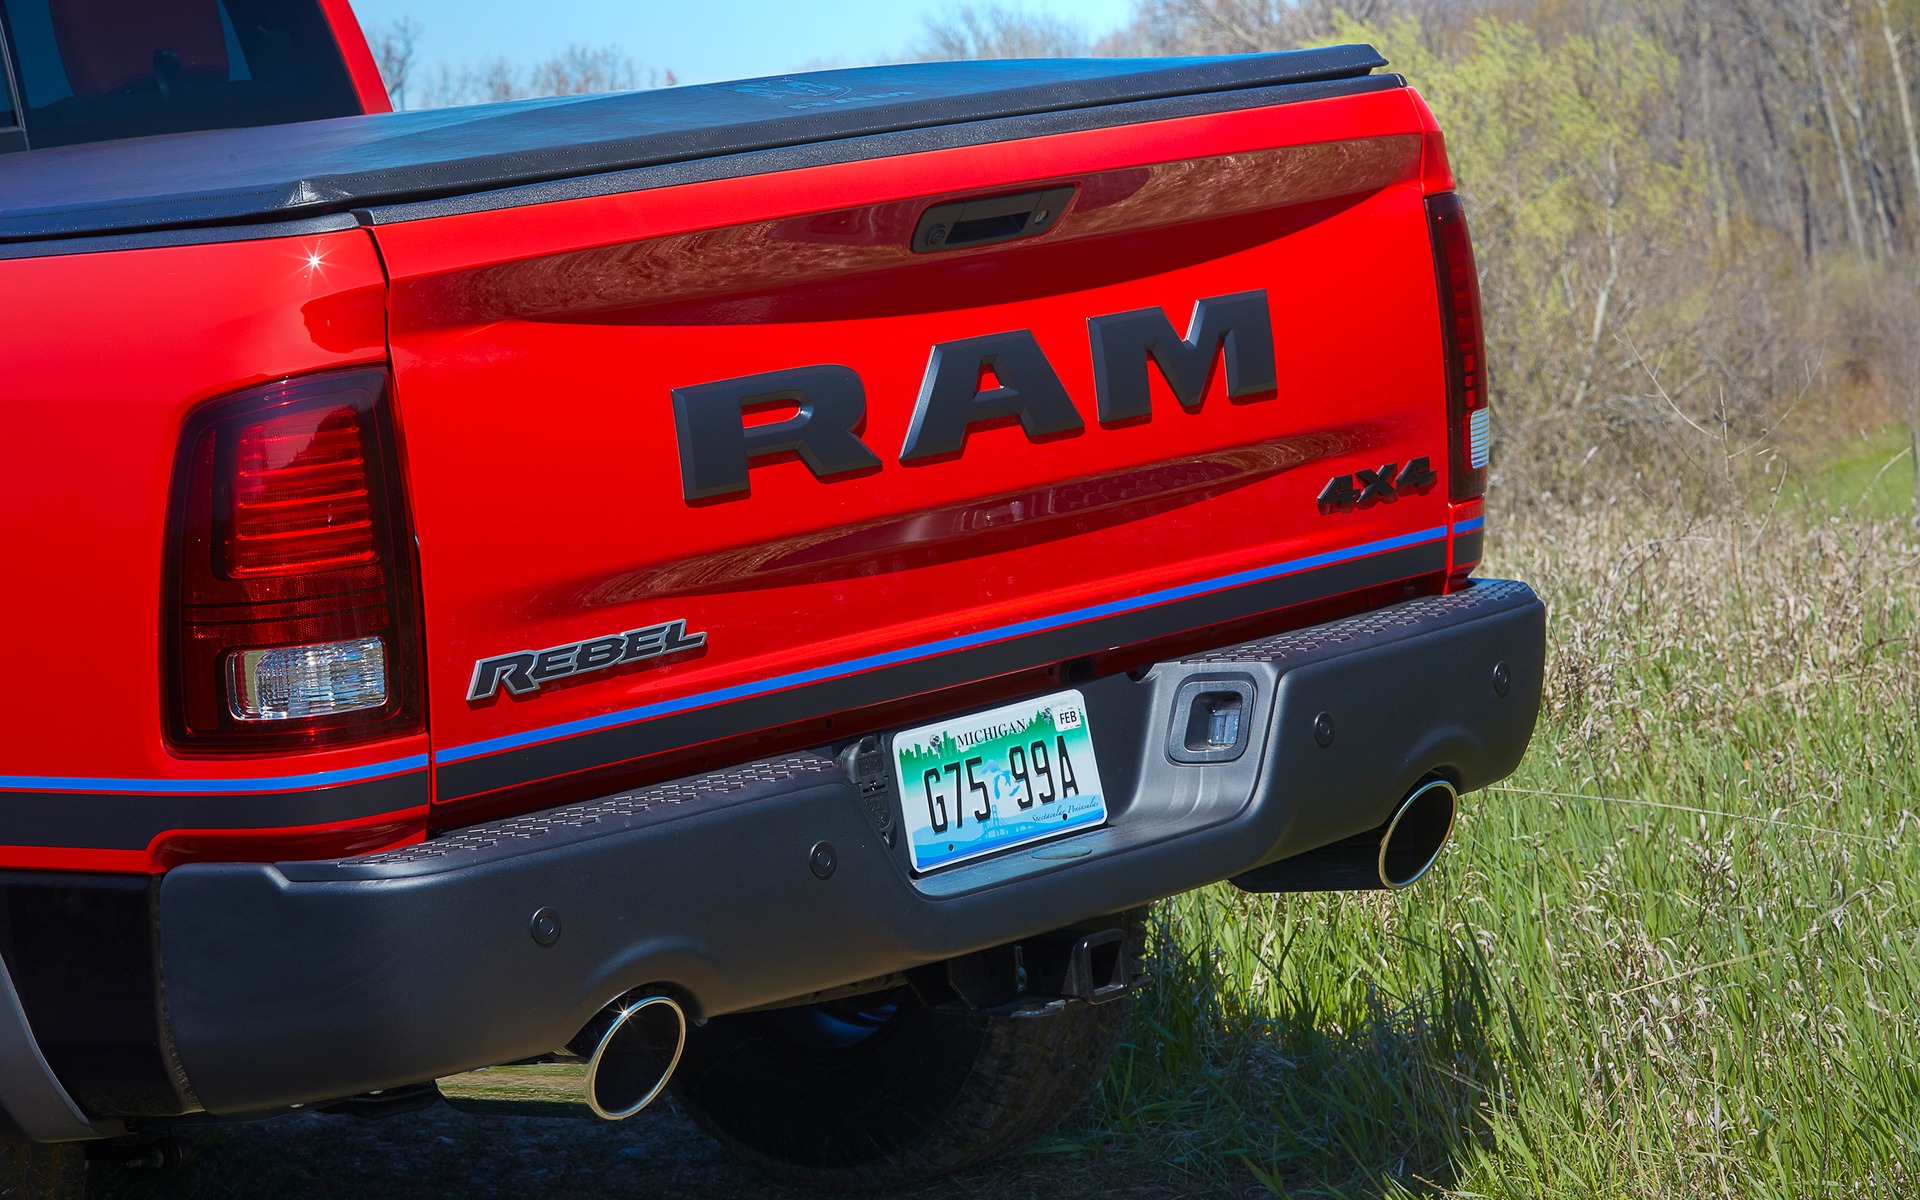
[0,51,1395,250]
[0,875,191,1122]
[910,185,1077,253]
[1166,676,1257,764]
[0,213,360,261]
[0,960,109,1141]
[359,74,1403,229]
[0,769,427,852]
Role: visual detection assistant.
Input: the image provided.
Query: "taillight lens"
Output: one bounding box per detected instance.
[230,406,378,575]
[1426,192,1489,502]
[165,368,423,750]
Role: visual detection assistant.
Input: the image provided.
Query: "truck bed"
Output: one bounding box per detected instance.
[2,46,1477,855]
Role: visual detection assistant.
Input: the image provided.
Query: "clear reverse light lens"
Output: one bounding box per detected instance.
[227,636,388,721]
[1207,698,1241,747]
[1468,407,1491,469]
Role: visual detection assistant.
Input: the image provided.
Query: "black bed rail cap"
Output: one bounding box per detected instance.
[0,45,1389,245]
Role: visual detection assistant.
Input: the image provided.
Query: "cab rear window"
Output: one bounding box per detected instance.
[0,0,361,150]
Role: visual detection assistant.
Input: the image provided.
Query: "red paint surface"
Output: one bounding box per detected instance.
[0,231,430,867]
[0,84,1481,870]
[380,90,1454,790]
[321,0,392,115]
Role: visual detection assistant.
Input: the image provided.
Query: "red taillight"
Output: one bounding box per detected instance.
[165,368,423,750]
[1426,192,1489,502]
[230,406,377,576]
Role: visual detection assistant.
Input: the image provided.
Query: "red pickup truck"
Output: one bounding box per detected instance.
[0,1,1543,1192]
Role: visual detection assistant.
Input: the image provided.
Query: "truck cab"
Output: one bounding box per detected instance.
[0,0,387,152]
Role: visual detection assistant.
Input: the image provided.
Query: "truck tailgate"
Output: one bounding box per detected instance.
[368,67,1454,809]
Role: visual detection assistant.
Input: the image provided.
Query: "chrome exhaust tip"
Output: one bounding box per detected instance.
[437,993,688,1121]
[582,994,687,1121]
[1223,777,1463,895]
[1376,778,1458,889]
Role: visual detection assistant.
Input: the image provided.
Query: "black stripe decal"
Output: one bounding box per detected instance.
[0,771,429,851]
[437,541,1444,802]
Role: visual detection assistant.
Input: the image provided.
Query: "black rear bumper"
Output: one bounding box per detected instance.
[6,580,1546,1125]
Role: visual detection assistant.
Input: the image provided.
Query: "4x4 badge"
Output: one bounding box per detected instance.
[1318,457,1437,511]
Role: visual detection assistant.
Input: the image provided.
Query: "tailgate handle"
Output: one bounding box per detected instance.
[911,186,1077,253]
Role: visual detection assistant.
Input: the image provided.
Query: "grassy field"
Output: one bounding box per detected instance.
[1779,426,1918,523]
[1073,502,1920,1197]
[90,500,1919,1200]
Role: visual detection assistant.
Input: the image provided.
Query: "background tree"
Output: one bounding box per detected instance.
[368,21,672,109]
[368,16,420,110]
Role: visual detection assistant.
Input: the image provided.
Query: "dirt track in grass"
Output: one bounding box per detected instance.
[86,1102,1226,1200]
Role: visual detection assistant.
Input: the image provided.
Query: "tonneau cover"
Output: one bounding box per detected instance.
[0,48,1386,244]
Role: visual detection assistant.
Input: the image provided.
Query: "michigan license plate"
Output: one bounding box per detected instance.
[892,689,1108,872]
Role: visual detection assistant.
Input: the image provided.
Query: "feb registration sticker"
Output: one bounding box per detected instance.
[891,689,1108,872]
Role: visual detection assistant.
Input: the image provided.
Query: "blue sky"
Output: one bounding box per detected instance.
[349,0,1137,87]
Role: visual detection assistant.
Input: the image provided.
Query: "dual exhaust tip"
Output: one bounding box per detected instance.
[1232,777,1460,894]
[450,783,1457,1118]
[1375,778,1458,890]
[439,992,688,1122]
[584,789,1456,1105]
[577,994,687,1121]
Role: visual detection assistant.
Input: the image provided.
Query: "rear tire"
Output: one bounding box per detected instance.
[670,986,1130,1190]
[0,1142,86,1200]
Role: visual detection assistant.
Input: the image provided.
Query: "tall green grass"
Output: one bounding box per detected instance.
[1074,507,1920,1197]
[1778,425,1917,524]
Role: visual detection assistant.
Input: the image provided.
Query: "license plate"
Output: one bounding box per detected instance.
[892,689,1108,872]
